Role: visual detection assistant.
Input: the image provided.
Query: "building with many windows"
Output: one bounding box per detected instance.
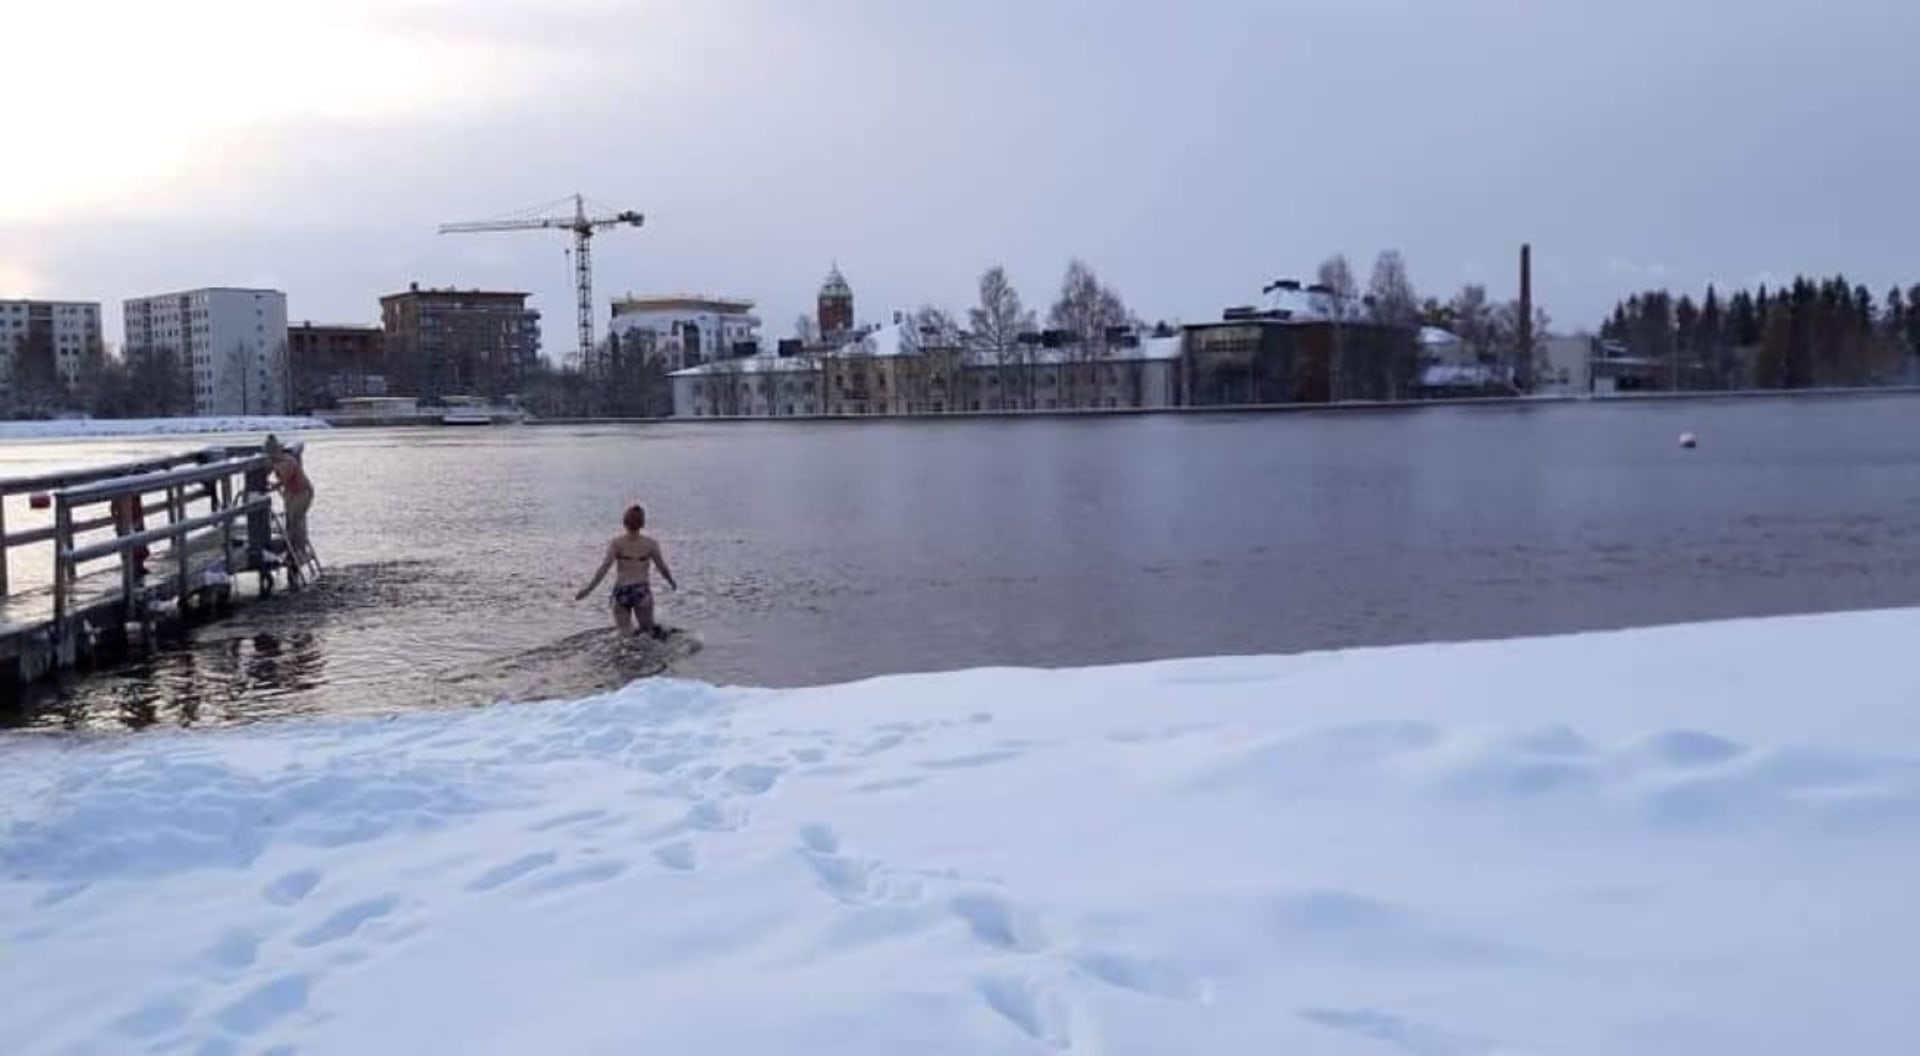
[1180,280,1419,405]
[607,295,761,372]
[668,323,1183,418]
[379,284,540,400]
[123,288,289,416]
[288,322,387,411]
[0,299,101,408]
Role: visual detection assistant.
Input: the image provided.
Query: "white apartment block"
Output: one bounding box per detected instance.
[124,288,290,416]
[0,299,101,403]
[608,295,762,372]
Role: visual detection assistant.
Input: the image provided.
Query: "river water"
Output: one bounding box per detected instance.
[6,394,1920,731]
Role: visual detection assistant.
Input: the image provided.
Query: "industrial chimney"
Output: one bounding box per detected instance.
[1517,243,1534,391]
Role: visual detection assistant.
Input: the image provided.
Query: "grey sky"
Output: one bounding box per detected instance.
[4,0,1916,351]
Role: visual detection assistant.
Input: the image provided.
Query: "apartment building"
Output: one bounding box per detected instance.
[123,287,290,416]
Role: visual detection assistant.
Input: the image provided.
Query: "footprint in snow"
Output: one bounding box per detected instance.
[215,974,313,1036]
[263,869,321,907]
[527,809,610,834]
[853,775,925,794]
[976,975,1072,1050]
[1299,1006,1496,1056]
[109,994,193,1040]
[1073,950,1209,1002]
[685,800,748,832]
[467,851,559,892]
[197,928,262,976]
[722,763,783,795]
[950,891,1048,953]
[653,840,698,872]
[293,895,400,947]
[527,859,628,894]
[920,749,1025,771]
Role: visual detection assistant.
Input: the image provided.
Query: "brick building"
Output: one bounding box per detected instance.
[379,284,540,399]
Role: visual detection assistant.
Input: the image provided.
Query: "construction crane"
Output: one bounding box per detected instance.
[438,193,644,372]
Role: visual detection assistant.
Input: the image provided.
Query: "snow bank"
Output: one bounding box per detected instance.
[0,416,329,441]
[5,610,1920,1054]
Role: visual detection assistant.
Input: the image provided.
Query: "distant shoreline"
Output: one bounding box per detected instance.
[527,383,1920,426]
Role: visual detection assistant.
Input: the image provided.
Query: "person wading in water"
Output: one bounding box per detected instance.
[575,503,678,638]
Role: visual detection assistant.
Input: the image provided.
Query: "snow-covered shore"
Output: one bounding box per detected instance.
[0,416,328,441]
[5,610,1918,1054]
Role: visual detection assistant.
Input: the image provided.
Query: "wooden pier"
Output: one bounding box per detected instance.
[0,441,316,687]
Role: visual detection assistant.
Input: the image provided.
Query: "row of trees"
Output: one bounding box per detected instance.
[0,343,193,419]
[1601,276,1920,390]
[2,340,299,419]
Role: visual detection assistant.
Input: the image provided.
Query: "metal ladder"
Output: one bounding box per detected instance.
[271,507,323,588]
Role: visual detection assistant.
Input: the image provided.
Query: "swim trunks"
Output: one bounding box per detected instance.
[611,582,652,610]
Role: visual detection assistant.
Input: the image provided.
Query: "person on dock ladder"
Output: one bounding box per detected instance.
[263,435,315,568]
[112,493,149,579]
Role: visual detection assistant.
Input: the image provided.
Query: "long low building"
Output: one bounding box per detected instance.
[668,323,1184,417]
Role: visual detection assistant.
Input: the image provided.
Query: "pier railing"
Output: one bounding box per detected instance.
[0,442,294,626]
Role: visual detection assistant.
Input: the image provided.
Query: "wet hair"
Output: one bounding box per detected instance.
[622,504,645,531]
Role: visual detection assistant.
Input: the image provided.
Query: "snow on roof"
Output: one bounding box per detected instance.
[1418,363,1513,388]
[1419,326,1463,346]
[834,323,912,358]
[671,325,1184,376]
[667,353,817,378]
[1260,283,1368,322]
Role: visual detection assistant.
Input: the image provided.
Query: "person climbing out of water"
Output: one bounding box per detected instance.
[575,503,678,638]
[263,434,314,565]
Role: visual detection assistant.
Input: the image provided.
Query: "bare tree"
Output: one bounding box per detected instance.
[1315,255,1361,318]
[794,314,820,348]
[1449,284,1497,361]
[1492,300,1552,386]
[969,265,1035,410]
[1367,250,1421,329]
[1048,260,1130,408]
[708,357,752,416]
[906,305,964,413]
[1312,254,1364,399]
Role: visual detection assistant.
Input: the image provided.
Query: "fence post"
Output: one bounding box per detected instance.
[169,485,189,604]
[219,474,236,573]
[52,496,72,626]
[0,495,9,597]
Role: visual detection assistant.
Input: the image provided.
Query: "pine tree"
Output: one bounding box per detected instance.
[1756,302,1793,389]
[1728,290,1758,349]
[1674,295,1701,390]
[1700,286,1729,388]
[1907,284,1920,362]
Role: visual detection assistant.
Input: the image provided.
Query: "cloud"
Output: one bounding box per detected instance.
[6,0,1917,348]
[0,0,634,223]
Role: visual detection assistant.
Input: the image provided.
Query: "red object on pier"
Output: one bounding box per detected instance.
[28,492,49,509]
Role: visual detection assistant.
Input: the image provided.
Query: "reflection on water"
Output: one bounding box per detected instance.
[2,559,702,732]
[8,396,1920,733]
[27,631,328,731]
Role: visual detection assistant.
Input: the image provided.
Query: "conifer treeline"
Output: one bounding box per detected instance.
[1601,276,1920,390]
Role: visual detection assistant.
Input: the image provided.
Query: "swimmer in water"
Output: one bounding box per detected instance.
[575,503,678,638]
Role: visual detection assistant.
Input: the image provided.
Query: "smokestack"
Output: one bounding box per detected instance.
[1517,243,1534,390]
